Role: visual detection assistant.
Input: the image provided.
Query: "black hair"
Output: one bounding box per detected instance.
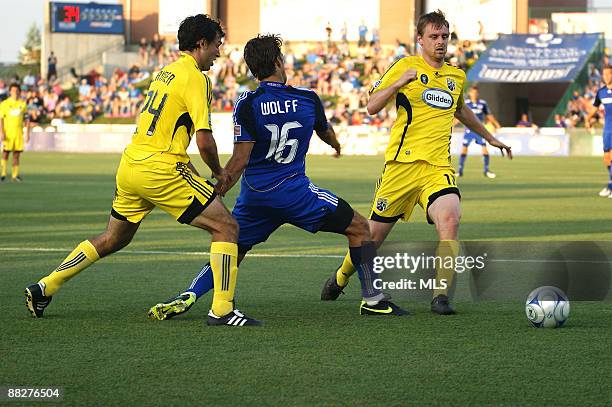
[178,14,225,51]
[243,34,283,80]
[417,9,449,37]
[9,83,20,92]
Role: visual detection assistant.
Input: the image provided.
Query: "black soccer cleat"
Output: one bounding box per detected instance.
[206,309,263,327]
[360,300,409,316]
[321,269,346,301]
[25,283,52,318]
[431,294,456,315]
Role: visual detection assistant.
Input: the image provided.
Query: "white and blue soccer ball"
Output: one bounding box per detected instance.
[525,286,570,328]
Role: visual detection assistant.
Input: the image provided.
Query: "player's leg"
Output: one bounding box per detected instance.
[600,137,612,196]
[314,194,406,315]
[480,139,495,178]
[458,137,470,176]
[26,215,141,317]
[325,162,415,299]
[423,173,461,315]
[11,151,21,181]
[1,150,9,181]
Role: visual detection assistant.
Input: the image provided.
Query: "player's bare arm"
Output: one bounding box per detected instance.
[218,141,255,196]
[456,103,512,158]
[195,129,230,188]
[585,105,598,130]
[25,118,31,143]
[315,126,341,157]
[0,118,4,142]
[367,69,417,115]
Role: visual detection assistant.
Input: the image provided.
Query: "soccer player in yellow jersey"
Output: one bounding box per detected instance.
[25,14,261,326]
[321,10,512,314]
[0,84,30,182]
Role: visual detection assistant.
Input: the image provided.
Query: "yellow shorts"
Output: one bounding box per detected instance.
[2,135,24,152]
[369,160,460,224]
[111,157,217,224]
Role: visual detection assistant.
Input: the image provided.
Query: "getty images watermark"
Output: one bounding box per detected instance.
[371,252,488,291]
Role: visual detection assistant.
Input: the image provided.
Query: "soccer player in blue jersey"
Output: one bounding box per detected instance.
[586,65,612,197]
[148,34,406,322]
[457,86,501,178]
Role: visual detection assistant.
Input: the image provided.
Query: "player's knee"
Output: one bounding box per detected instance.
[215,213,239,242]
[348,213,370,242]
[435,209,461,232]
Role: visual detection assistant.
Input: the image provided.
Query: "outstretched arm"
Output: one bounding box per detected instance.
[315,125,341,157]
[455,104,512,158]
[217,141,254,196]
[367,69,417,115]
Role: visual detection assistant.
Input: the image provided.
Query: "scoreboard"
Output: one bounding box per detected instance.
[51,2,124,34]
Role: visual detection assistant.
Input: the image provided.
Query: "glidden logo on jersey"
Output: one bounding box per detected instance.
[422,88,454,109]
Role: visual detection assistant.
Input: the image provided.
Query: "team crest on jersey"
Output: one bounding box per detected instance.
[371,79,381,92]
[233,125,241,141]
[446,78,456,91]
[420,74,429,85]
[376,197,388,212]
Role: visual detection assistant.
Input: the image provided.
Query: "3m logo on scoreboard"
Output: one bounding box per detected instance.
[422,89,453,109]
[51,2,124,34]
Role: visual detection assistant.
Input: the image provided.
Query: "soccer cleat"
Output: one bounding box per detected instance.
[431,294,456,315]
[25,283,52,318]
[206,309,263,326]
[484,171,496,179]
[12,176,22,182]
[360,300,408,316]
[147,292,196,320]
[0,176,5,182]
[321,269,346,301]
[599,187,611,197]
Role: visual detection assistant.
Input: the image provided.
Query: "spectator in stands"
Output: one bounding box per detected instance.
[55,95,73,119]
[150,33,165,67]
[516,113,538,129]
[554,114,568,128]
[47,52,57,81]
[78,79,91,102]
[358,21,368,47]
[139,37,149,66]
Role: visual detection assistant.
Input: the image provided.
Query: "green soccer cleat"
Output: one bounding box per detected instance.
[431,294,456,315]
[360,300,408,316]
[25,283,52,318]
[147,292,196,320]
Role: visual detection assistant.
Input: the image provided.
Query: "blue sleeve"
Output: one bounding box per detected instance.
[233,98,256,143]
[594,90,602,108]
[313,94,328,132]
[482,101,490,115]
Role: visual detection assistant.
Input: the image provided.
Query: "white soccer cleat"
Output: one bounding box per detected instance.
[599,187,611,197]
[484,171,497,179]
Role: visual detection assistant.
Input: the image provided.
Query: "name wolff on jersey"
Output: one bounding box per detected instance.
[261,99,298,115]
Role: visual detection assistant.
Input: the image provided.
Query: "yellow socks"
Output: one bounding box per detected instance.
[335,251,356,287]
[433,240,460,298]
[210,242,238,317]
[39,240,100,296]
[1,159,6,177]
[12,164,19,179]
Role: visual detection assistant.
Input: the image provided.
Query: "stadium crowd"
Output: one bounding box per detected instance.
[0,31,485,128]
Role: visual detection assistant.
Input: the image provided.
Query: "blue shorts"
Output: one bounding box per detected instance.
[232,176,339,251]
[463,132,486,147]
[603,131,612,152]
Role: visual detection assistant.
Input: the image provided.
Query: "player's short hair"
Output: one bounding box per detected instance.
[8,83,20,92]
[470,85,479,91]
[604,65,612,71]
[178,14,225,51]
[244,34,283,80]
[417,9,449,37]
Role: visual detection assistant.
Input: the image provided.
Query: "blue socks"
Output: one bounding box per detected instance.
[608,166,612,190]
[350,243,384,303]
[483,154,490,173]
[185,262,214,299]
[458,154,467,174]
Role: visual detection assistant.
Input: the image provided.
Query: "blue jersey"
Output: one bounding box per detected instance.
[233,81,328,191]
[594,86,612,133]
[464,99,490,135]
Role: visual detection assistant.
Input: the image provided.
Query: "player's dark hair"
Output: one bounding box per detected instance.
[417,9,449,37]
[604,65,612,71]
[178,14,225,51]
[244,34,283,80]
[8,83,20,92]
[470,85,478,90]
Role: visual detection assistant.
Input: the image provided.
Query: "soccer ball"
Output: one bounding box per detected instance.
[525,286,570,328]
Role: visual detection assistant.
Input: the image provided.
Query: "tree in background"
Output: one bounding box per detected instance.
[19,23,41,65]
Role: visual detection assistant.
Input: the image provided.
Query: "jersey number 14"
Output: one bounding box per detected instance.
[265,121,302,164]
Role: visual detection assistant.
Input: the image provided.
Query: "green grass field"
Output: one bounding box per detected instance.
[1,153,612,406]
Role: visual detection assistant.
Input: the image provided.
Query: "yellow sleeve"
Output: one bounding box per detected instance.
[183,71,212,132]
[456,74,466,110]
[369,59,405,95]
[0,101,5,118]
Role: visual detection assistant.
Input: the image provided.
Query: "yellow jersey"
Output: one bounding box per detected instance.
[124,53,213,164]
[0,97,27,139]
[370,55,466,166]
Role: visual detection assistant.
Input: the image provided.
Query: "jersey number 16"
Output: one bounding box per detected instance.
[265,121,302,164]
